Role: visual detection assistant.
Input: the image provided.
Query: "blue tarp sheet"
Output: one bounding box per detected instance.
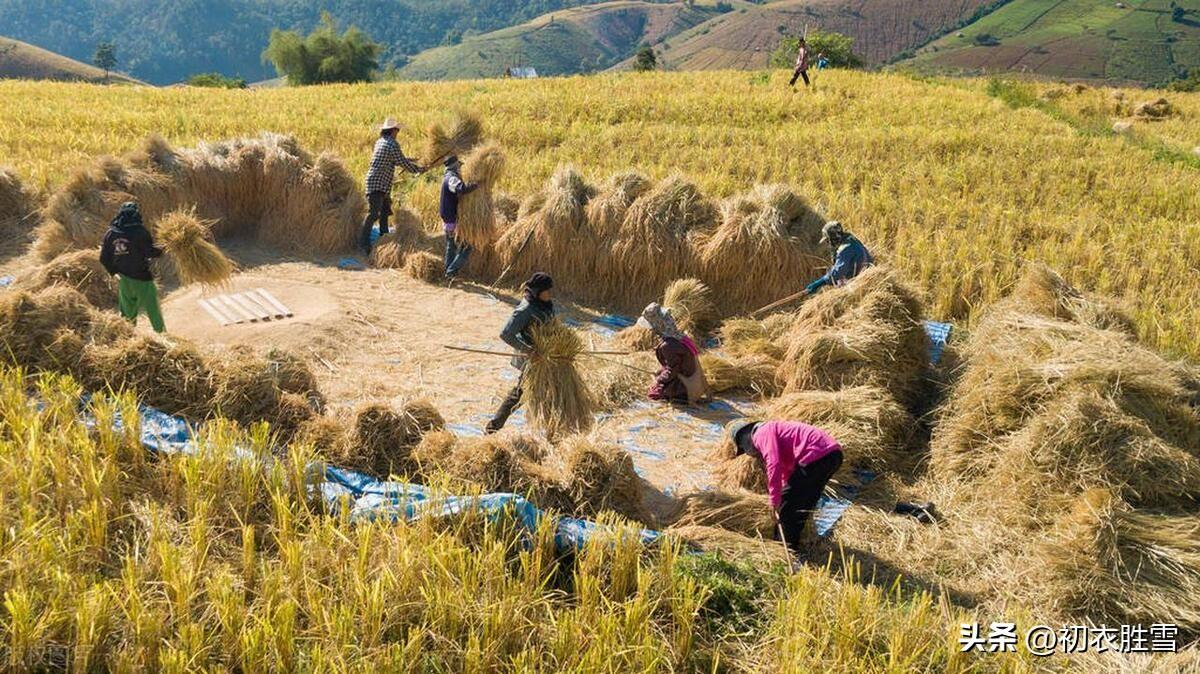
[923,321,953,365]
[85,399,658,552]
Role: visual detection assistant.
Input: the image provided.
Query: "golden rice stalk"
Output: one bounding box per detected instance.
[155,207,234,286]
[22,249,117,309]
[586,171,652,237]
[423,112,484,165]
[666,525,791,567]
[613,174,716,300]
[713,454,767,493]
[668,489,775,538]
[613,325,658,352]
[663,278,717,337]
[522,320,597,439]
[455,142,507,251]
[402,251,444,284]
[699,184,826,312]
[1044,488,1200,630]
[701,353,780,397]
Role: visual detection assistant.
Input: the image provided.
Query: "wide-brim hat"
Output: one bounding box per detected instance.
[380,118,401,131]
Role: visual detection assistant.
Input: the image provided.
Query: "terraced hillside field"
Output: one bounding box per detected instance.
[904,0,1200,84]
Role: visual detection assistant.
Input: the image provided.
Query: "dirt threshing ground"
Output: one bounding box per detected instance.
[1,241,744,502]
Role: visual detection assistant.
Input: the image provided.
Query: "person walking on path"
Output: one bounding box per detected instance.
[789,38,811,87]
[485,273,556,434]
[440,155,479,279]
[804,221,873,295]
[639,303,709,405]
[729,419,844,552]
[99,201,166,333]
[360,118,423,255]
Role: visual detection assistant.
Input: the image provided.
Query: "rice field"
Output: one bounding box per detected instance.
[1,70,1199,359]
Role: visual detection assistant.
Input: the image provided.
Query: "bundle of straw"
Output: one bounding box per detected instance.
[155,207,234,286]
[701,353,780,397]
[769,386,914,472]
[23,249,117,309]
[422,113,484,165]
[523,320,597,439]
[402,251,444,283]
[87,334,216,419]
[713,454,767,492]
[666,525,791,567]
[663,278,717,337]
[0,165,37,250]
[563,436,650,524]
[668,489,776,538]
[340,400,446,478]
[454,142,507,251]
[587,171,652,237]
[370,207,429,269]
[1005,263,1136,336]
[494,166,598,287]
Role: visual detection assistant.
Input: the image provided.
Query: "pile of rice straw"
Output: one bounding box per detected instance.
[21,249,117,308]
[494,166,597,285]
[522,320,597,439]
[154,207,234,286]
[563,436,651,524]
[713,454,767,492]
[337,400,446,478]
[402,251,444,283]
[34,134,365,260]
[370,207,429,269]
[586,171,652,238]
[456,142,507,252]
[768,386,914,472]
[0,165,37,253]
[666,525,791,567]
[416,432,576,513]
[700,352,780,397]
[666,489,776,539]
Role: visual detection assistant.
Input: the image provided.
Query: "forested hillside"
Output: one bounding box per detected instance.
[0,0,609,84]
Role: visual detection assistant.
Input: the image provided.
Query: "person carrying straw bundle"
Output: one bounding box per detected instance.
[360,118,425,256]
[485,272,556,434]
[638,302,709,405]
[100,202,166,333]
[804,221,873,296]
[440,155,479,280]
[728,419,843,553]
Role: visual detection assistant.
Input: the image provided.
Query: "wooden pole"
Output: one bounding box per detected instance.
[443,345,633,357]
[750,289,808,317]
[493,226,537,287]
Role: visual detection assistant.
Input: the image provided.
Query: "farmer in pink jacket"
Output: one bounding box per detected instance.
[728,419,843,552]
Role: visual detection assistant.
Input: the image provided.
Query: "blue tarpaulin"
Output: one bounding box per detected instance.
[923,321,953,365]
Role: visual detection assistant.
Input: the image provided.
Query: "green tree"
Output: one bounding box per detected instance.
[187,72,248,89]
[632,45,657,72]
[263,12,381,86]
[769,30,862,69]
[93,41,117,82]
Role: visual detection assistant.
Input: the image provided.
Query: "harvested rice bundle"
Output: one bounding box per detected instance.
[43,328,91,381]
[778,267,930,408]
[411,430,459,471]
[370,207,428,269]
[0,165,37,254]
[713,454,767,492]
[614,174,717,299]
[666,525,791,567]
[668,490,775,538]
[422,113,484,165]
[271,392,318,440]
[700,184,825,311]
[768,387,914,472]
[86,335,215,418]
[613,324,658,352]
[209,352,285,425]
[663,278,717,337]
[263,347,322,409]
[445,435,575,513]
[0,288,101,370]
[1002,263,1135,336]
[701,353,780,397]
[717,314,792,360]
[586,171,652,236]
[339,400,445,479]
[293,415,352,458]
[494,193,520,225]
[563,436,650,524]
[588,351,659,410]
[155,208,234,286]
[494,167,598,286]
[402,251,444,283]
[1044,488,1200,630]
[455,142,507,252]
[522,320,597,439]
[22,249,117,309]
[1133,98,1173,119]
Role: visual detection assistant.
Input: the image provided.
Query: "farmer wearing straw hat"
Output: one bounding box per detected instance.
[804,221,873,295]
[360,118,424,255]
[638,302,709,405]
[729,419,843,552]
[485,272,556,434]
[100,201,166,333]
[441,155,479,279]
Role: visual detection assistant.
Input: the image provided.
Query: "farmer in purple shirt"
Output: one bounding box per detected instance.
[729,419,844,551]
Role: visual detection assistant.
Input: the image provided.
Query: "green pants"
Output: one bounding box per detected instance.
[117,276,165,333]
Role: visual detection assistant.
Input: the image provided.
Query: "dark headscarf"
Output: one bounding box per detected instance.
[110,201,143,230]
[523,272,554,308]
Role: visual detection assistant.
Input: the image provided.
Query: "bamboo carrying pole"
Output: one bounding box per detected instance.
[751,289,809,317]
[443,345,631,357]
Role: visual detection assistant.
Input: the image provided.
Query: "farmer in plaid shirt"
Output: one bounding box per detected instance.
[360,118,424,254]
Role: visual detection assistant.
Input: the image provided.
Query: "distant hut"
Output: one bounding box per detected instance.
[504,66,539,79]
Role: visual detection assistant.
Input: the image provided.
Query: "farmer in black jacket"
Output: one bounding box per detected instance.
[485,272,555,434]
[441,155,478,279]
[99,201,166,333]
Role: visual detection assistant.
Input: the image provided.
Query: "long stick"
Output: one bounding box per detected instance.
[777,522,799,574]
[443,345,632,357]
[751,289,808,317]
[493,226,536,287]
[582,352,656,375]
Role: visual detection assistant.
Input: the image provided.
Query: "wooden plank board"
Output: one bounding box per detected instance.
[256,288,294,318]
[217,295,255,323]
[197,298,232,326]
[247,288,286,319]
[230,293,270,322]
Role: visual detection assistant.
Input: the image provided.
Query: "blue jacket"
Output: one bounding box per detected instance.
[440,168,477,224]
[806,236,873,294]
